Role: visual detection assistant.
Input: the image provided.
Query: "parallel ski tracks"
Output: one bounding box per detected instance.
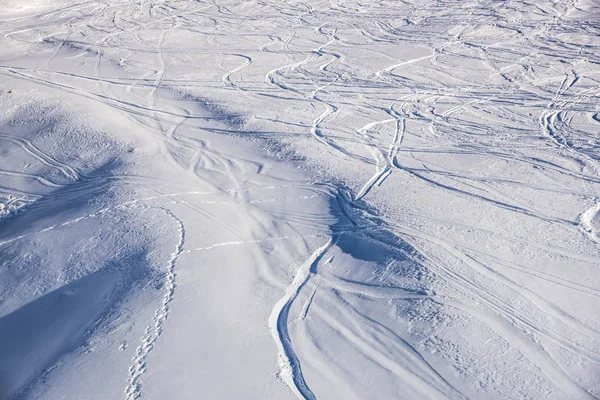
[3,0,600,398]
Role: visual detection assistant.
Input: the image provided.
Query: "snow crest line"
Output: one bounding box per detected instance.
[268,237,334,400]
[580,201,600,244]
[124,207,185,400]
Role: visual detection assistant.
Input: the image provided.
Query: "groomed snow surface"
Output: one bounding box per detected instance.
[0,0,599,399]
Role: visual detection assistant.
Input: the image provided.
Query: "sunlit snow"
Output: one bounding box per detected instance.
[0,1,599,399]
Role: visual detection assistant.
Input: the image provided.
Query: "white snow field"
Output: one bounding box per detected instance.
[0,0,599,399]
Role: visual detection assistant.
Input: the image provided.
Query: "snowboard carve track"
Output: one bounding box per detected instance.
[268,237,334,400]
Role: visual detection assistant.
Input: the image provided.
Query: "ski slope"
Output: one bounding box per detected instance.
[0,0,599,399]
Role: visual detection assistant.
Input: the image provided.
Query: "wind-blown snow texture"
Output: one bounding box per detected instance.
[0,0,599,399]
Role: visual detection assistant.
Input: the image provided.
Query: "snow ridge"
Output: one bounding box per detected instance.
[580,201,600,244]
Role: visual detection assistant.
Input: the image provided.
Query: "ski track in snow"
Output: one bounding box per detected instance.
[268,237,333,400]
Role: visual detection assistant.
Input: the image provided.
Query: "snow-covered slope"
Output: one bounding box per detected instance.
[0,0,599,399]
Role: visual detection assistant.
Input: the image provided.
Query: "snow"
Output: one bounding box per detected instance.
[0,0,599,399]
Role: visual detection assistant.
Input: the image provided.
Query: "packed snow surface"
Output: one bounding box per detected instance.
[0,0,599,399]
